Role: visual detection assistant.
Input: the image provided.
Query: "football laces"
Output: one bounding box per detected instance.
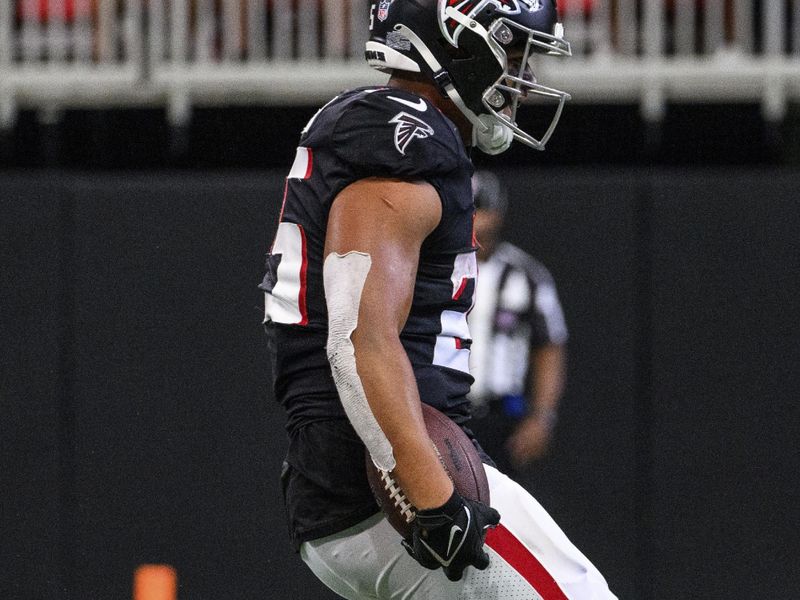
[379,470,416,523]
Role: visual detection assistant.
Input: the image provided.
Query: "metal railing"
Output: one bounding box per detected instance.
[1,1,799,128]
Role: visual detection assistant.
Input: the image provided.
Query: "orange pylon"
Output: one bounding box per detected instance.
[133,564,177,600]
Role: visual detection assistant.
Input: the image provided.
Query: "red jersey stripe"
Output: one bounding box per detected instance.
[304,148,314,179]
[485,524,569,600]
[452,277,468,300]
[297,224,309,326]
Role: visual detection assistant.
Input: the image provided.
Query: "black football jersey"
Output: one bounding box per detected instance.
[260,86,481,548]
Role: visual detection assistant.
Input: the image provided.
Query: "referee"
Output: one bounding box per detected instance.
[468,170,569,474]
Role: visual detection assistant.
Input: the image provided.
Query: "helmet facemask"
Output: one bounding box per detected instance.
[443,8,572,152]
[480,18,571,150]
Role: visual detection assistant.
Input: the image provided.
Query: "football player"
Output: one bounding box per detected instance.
[260,0,617,597]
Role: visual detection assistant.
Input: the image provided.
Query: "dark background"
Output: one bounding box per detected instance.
[2,104,800,600]
[3,103,800,170]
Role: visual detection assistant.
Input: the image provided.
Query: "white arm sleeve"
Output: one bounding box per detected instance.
[323,251,396,472]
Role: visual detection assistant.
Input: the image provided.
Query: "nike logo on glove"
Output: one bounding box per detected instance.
[418,507,471,567]
[387,96,428,112]
[447,524,464,557]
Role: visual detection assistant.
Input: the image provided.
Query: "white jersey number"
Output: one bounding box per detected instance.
[432,252,477,374]
[264,221,309,326]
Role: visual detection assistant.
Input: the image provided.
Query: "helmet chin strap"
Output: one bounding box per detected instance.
[472,114,514,155]
[394,23,513,154]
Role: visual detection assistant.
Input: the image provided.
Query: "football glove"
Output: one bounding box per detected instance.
[402,490,501,581]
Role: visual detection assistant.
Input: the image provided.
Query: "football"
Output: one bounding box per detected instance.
[364,403,491,539]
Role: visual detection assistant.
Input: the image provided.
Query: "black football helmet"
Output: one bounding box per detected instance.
[366,0,572,152]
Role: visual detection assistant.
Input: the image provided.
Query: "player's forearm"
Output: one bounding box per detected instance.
[529,344,566,417]
[353,331,454,510]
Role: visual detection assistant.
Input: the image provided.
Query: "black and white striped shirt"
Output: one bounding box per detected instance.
[468,242,568,404]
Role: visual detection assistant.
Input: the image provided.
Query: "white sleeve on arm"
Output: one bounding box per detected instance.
[324,251,396,472]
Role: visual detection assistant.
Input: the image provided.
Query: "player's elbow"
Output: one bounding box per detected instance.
[350,323,400,357]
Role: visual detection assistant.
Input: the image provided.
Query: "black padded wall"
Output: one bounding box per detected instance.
[2,169,798,599]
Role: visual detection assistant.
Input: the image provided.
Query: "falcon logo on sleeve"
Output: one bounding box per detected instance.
[389,111,435,156]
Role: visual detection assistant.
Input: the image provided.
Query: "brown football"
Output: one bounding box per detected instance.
[364,403,490,539]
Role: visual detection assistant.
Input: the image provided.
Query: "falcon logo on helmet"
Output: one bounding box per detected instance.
[389,112,435,155]
[440,0,542,45]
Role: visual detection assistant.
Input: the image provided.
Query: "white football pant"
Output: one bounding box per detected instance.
[300,465,618,599]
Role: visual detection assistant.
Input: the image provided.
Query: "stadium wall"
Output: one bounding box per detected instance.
[2,170,798,600]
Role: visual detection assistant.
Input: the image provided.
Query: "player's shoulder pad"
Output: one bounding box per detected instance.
[330,88,468,179]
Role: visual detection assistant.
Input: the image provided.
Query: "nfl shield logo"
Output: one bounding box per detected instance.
[377,0,392,21]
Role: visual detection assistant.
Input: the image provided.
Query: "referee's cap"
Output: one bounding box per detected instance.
[472,170,509,217]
